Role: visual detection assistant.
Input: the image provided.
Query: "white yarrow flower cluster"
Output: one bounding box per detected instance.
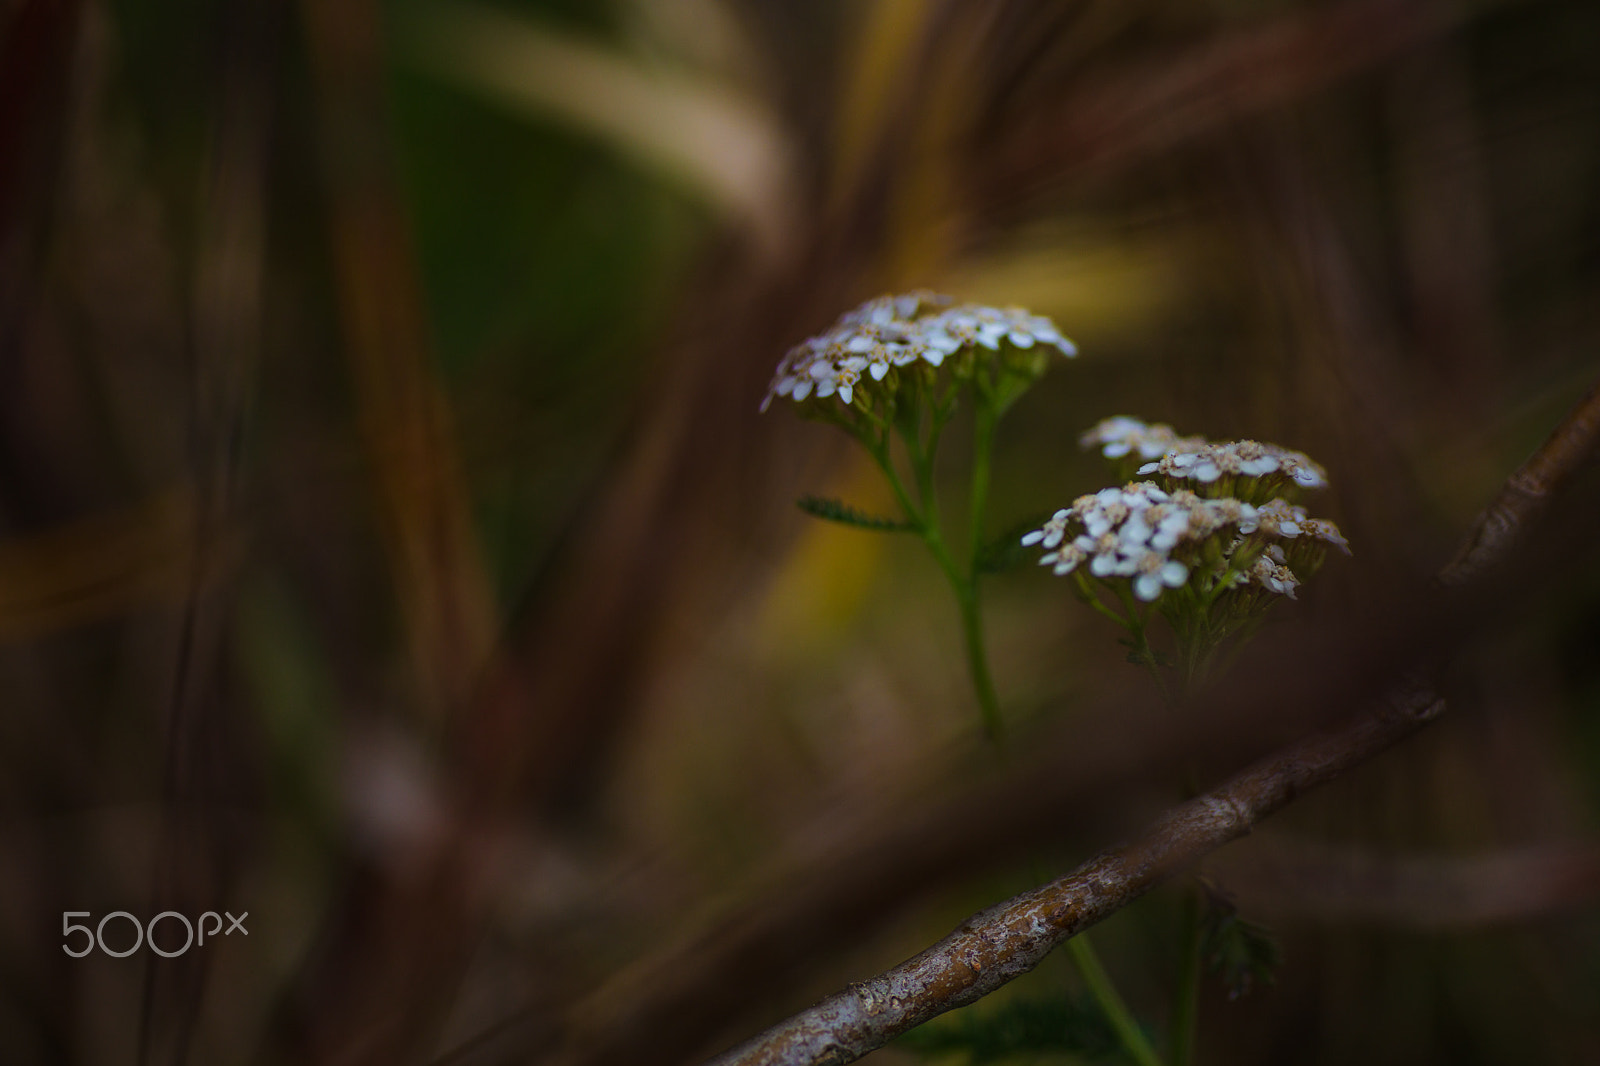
[1021,484,1260,602]
[1035,417,1350,613]
[761,292,1076,411]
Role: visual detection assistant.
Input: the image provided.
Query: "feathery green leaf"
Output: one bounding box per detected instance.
[796,494,915,532]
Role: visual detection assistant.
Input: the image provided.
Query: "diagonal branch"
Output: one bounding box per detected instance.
[706,681,1444,1066]
[702,371,1600,1065]
[1438,377,1600,586]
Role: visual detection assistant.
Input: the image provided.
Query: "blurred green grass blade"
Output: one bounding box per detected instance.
[397,1,796,253]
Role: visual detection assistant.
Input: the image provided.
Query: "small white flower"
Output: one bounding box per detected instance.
[1207,498,1258,535]
[1021,509,1072,549]
[1133,553,1189,602]
[1254,499,1307,538]
[1248,555,1300,599]
[1300,517,1351,554]
[1040,538,1092,575]
[836,357,866,404]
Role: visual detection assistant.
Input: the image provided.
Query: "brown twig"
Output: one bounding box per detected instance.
[699,368,1600,1064]
[706,680,1445,1065]
[1438,376,1600,586]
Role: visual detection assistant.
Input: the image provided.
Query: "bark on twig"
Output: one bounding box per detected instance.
[1438,377,1600,586]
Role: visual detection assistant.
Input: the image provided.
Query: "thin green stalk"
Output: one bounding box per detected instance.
[960,400,1002,741]
[916,517,1002,742]
[1074,572,1135,630]
[906,426,939,521]
[1067,936,1166,1066]
[1171,887,1204,1066]
[954,578,1003,742]
[866,443,926,534]
[1113,584,1172,707]
[968,402,996,568]
[865,441,1001,740]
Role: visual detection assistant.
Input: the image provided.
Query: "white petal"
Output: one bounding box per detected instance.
[869,361,889,380]
[1021,530,1045,546]
[1161,560,1188,587]
[792,380,813,401]
[839,383,853,404]
[1134,574,1161,601]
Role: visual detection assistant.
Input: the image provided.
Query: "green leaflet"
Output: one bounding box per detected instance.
[1202,898,1282,1000]
[796,494,916,533]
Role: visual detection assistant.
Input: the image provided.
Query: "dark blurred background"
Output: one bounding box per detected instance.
[3,0,1599,1063]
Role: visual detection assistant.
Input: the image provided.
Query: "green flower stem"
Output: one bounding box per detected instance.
[866,440,927,531]
[951,570,1003,742]
[1171,887,1204,1066]
[862,441,1003,741]
[968,402,996,568]
[1114,585,1172,707]
[1074,572,1136,630]
[960,401,1003,742]
[1067,935,1166,1066]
